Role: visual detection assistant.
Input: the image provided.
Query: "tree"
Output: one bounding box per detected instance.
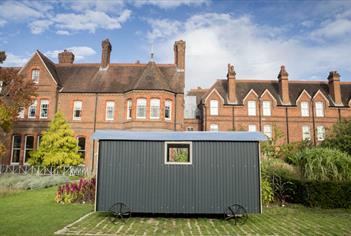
[321,119,351,156]
[29,112,82,167]
[0,51,36,159]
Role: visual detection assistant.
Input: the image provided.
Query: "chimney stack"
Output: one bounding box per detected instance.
[58,50,74,64]
[174,40,186,71]
[101,39,112,69]
[278,65,290,105]
[328,71,342,106]
[227,64,237,104]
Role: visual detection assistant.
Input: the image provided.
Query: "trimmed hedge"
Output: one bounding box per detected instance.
[280,177,351,208]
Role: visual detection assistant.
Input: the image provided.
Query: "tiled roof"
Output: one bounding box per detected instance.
[36,51,183,94]
[197,79,351,107]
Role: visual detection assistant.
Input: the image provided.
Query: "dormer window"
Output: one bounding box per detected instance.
[248,101,256,116]
[301,102,309,117]
[32,69,40,84]
[262,101,271,116]
[315,102,324,117]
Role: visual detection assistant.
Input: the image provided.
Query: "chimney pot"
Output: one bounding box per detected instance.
[58,50,74,64]
[174,40,186,70]
[227,63,237,104]
[101,39,112,69]
[278,65,290,104]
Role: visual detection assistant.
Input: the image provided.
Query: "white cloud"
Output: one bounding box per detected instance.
[0,20,6,27]
[53,9,131,33]
[132,0,210,9]
[29,20,53,34]
[149,13,351,90]
[2,53,29,67]
[147,19,181,41]
[0,1,42,21]
[56,30,70,36]
[310,18,351,39]
[67,0,125,13]
[45,47,96,61]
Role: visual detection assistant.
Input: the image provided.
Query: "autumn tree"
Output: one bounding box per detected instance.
[0,51,36,159]
[29,112,82,167]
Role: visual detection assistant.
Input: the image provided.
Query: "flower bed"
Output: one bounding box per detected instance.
[56,177,95,204]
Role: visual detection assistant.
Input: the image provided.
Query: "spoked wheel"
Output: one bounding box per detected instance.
[109,202,131,223]
[224,204,248,225]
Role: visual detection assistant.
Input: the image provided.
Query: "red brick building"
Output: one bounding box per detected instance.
[2,39,351,171]
[3,39,186,171]
[184,64,351,144]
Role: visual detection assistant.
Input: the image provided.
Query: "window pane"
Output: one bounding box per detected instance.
[127,100,132,119]
[316,102,324,117]
[317,126,325,141]
[24,136,34,162]
[32,70,40,83]
[106,101,114,120]
[12,135,21,163]
[28,100,37,118]
[248,125,256,132]
[210,124,219,131]
[40,100,49,118]
[165,100,172,119]
[301,102,309,117]
[302,126,311,140]
[12,150,20,163]
[263,101,271,116]
[136,99,146,118]
[77,137,86,159]
[248,101,256,116]
[150,99,160,119]
[210,100,218,115]
[167,143,190,163]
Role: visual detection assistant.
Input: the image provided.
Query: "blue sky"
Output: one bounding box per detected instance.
[1,0,351,90]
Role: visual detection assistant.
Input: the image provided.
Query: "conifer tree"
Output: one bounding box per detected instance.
[29,111,82,167]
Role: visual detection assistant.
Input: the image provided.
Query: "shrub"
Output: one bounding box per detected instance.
[321,119,351,156]
[0,174,69,190]
[279,140,313,163]
[261,158,300,180]
[261,178,273,205]
[291,147,351,181]
[55,177,95,204]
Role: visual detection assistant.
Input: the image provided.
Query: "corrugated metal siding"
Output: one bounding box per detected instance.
[97,140,260,214]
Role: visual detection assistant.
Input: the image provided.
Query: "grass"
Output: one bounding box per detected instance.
[0,174,69,190]
[0,186,93,236]
[58,205,351,236]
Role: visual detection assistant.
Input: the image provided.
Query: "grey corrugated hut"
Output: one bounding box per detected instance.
[93,131,267,215]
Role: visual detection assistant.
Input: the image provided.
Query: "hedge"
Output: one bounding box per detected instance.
[279,177,351,208]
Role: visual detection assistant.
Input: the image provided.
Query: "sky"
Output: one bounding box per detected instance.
[1,0,351,90]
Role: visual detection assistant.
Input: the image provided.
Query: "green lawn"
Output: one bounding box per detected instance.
[0,186,93,236]
[59,206,351,236]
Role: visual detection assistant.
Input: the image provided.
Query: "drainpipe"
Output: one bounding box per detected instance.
[174,93,177,131]
[55,87,59,113]
[338,107,341,121]
[285,107,289,143]
[91,92,98,173]
[311,99,316,146]
[258,99,262,131]
[232,106,235,131]
[203,104,207,131]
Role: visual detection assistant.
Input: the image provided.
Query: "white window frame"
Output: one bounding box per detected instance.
[315,102,324,117]
[302,125,311,140]
[105,101,115,121]
[150,99,160,119]
[77,136,86,159]
[24,135,34,163]
[300,102,309,117]
[31,69,40,84]
[136,98,147,119]
[165,100,172,121]
[248,101,256,116]
[164,141,192,165]
[262,101,271,116]
[28,100,37,119]
[210,100,218,116]
[73,101,82,120]
[0,80,3,93]
[248,124,257,132]
[127,99,132,120]
[317,126,325,141]
[11,135,21,165]
[40,100,49,119]
[17,107,25,119]
[210,124,219,132]
[263,124,272,139]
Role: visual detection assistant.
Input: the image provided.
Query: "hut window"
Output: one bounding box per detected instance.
[136,98,146,119]
[150,99,160,119]
[165,142,192,164]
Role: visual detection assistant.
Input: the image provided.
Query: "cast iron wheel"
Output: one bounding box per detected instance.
[109,202,131,223]
[224,204,248,225]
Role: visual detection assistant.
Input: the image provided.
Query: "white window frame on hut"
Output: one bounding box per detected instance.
[164,141,192,165]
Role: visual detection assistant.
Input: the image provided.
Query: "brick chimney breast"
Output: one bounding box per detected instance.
[277,65,290,105]
[58,50,74,64]
[227,63,237,104]
[328,71,342,106]
[101,39,112,69]
[174,40,186,71]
